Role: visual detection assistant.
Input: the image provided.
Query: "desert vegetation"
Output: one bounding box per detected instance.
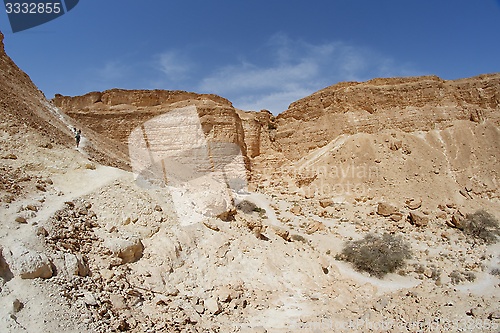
[336,233,412,278]
[461,210,500,244]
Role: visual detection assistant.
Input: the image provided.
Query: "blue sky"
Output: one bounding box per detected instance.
[1,0,499,114]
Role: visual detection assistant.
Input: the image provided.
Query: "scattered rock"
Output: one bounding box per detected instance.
[12,299,23,313]
[165,287,180,297]
[217,209,236,221]
[194,304,204,314]
[153,294,170,306]
[423,267,434,278]
[214,286,233,303]
[110,294,127,310]
[488,311,500,320]
[408,211,429,227]
[470,109,484,123]
[84,163,96,170]
[305,221,326,234]
[64,253,89,276]
[204,297,221,315]
[304,191,315,199]
[271,226,289,241]
[2,153,17,160]
[3,194,15,203]
[15,216,27,224]
[113,318,129,331]
[448,211,465,230]
[0,247,13,280]
[236,200,258,214]
[82,291,98,306]
[290,204,302,215]
[389,140,403,151]
[25,204,38,212]
[373,296,389,312]
[405,198,422,210]
[390,213,403,221]
[437,204,447,211]
[184,304,202,324]
[377,202,399,217]
[319,199,333,208]
[459,189,473,199]
[203,219,220,232]
[435,211,447,220]
[35,184,46,192]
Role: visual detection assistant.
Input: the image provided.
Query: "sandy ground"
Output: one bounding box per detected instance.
[1,135,499,332]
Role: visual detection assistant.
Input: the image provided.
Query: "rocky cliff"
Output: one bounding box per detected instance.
[53,90,277,171]
[0,31,69,142]
[275,74,500,160]
[54,74,500,172]
[0,31,131,170]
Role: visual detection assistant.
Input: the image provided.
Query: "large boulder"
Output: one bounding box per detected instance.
[64,253,89,276]
[0,247,13,280]
[3,244,52,279]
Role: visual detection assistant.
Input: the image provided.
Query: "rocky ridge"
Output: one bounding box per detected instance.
[276,74,500,160]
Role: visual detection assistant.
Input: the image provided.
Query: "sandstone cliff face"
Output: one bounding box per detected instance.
[236,109,277,158]
[275,74,500,160]
[54,89,232,111]
[53,90,251,169]
[54,74,500,183]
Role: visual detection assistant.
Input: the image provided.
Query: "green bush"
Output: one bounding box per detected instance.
[462,210,500,244]
[335,233,412,278]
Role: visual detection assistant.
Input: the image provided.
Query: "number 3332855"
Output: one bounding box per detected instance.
[5,2,62,14]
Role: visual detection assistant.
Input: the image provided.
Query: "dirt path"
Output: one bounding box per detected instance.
[35,165,130,224]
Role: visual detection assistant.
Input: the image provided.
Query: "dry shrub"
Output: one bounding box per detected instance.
[490,268,500,277]
[450,270,476,284]
[236,200,266,217]
[236,200,258,214]
[336,233,412,278]
[290,234,308,243]
[463,210,500,244]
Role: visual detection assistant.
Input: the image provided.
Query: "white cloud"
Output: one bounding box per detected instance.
[158,50,193,80]
[153,34,422,114]
[236,89,313,113]
[98,60,129,81]
[197,34,422,114]
[80,60,131,93]
[199,60,318,94]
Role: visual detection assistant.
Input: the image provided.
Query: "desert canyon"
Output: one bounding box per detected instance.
[1,30,499,332]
